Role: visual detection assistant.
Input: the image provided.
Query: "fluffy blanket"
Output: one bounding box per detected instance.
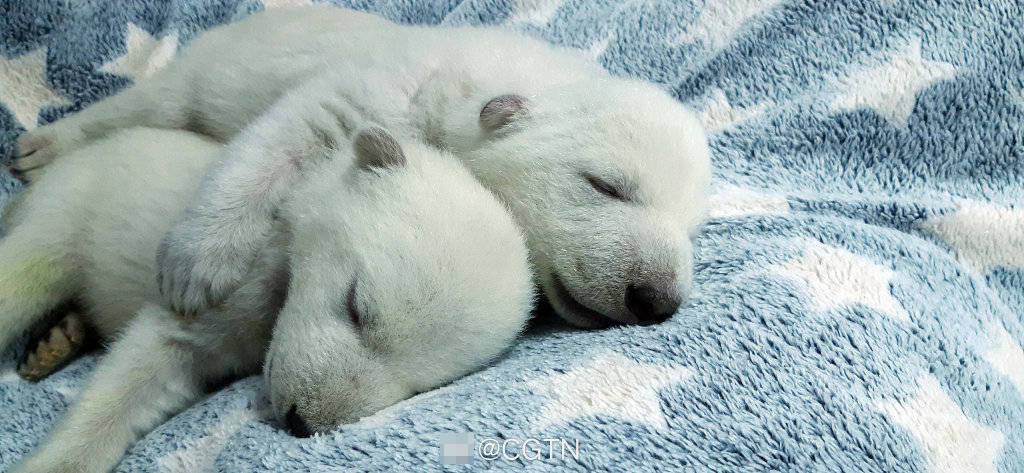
[1,0,1022,471]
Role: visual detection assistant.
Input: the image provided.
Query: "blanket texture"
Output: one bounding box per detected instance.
[1,0,1023,471]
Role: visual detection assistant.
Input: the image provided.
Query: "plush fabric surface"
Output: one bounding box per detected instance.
[1,0,1023,471]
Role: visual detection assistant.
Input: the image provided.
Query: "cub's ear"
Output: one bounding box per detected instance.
[353,127,406,170]
[479,94,529,133]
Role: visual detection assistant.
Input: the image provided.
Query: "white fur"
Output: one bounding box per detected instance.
[13,6,711,327]
[2,127,533,473]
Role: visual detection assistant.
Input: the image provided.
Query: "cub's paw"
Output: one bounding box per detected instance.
[18,312,90,382]
[11,124,86,181]
[156,225,248,317]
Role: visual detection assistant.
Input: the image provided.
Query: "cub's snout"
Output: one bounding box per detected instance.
[284,405,313,438]
[625,281,684,326]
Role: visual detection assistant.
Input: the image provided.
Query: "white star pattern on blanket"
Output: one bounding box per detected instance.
[697,88,771,133]
[527,352,692,431]
[875,376,1005,473]
[0,47,71,129]
[156,406,259,473]
[707,183,788,218]
[830,37,956,128]
[773,241,911,321]
[100,24,179,80]
[984,323,1024,398]
[262,0,315,9]
[919,200,1024,273]
[348,384,456,429]
[508,0,567,26]
[585,35,613,59]
[677,0,783,50]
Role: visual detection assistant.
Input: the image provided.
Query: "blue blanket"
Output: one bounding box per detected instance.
[2,1,1022,471]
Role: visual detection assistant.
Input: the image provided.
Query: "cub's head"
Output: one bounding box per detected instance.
[446,79,711,328]
[265,128,534,437]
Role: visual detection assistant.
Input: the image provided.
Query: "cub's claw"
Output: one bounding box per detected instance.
[14,129,59,172]
[12,124,87,178]
[15,129,55,158]
[8,163,45,183]
[18,312,90,382]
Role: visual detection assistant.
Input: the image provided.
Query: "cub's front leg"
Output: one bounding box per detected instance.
[10,306,208,473]
[11,68,193,181]
[157,82,366,315]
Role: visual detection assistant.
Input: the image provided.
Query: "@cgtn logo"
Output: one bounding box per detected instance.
[439,433,581,464]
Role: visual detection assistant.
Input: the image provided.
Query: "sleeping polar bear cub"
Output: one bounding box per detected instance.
[12,6,711,329]
[3,127,533,473]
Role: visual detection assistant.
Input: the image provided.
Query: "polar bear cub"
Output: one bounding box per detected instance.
[2,127,533,473]
[12,6,711,329]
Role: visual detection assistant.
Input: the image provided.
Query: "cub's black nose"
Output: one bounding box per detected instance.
[285,405,312,438]
[625,284,682,325]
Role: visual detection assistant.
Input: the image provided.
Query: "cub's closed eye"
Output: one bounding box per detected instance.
[584,173,626,201]
[345,279,360,327]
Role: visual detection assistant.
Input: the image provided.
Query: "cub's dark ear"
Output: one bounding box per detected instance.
[353,127,406,170]
[480,94,529,133]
